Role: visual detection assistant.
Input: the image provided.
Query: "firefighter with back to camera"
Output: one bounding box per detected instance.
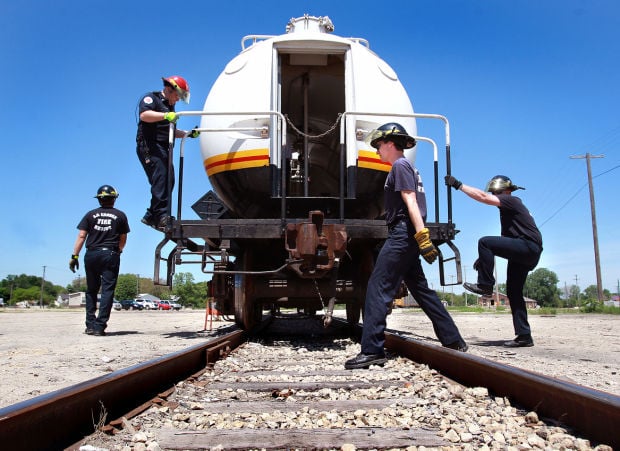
[136,75,200,230]
[345,123,468,370]
[69,185,130,336]
[445,174,543,347]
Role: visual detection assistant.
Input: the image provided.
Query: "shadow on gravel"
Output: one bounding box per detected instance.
[472,339,508,347]
[162,324,239,340]
[104,331,140,336]
[162,331,205,339]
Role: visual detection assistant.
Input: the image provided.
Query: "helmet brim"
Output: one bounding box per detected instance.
[365,129,416,149]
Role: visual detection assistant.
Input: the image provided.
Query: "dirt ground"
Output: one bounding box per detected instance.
[0,308,618,409]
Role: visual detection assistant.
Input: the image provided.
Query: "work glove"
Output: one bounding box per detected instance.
[444,175,463,190]
[69,255,79,273]
[414,228,439,264]
[188,127,200,138]
[163,112,178,123]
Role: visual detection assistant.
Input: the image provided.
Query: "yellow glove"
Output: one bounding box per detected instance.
[414,228,438,264]
[188,127,200,138]
[163,112,178,123]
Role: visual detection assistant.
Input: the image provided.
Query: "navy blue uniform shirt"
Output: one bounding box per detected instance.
[383,157,428,225]
[496,194,542,246]
[136,91,176,152]
[77,206,130,250]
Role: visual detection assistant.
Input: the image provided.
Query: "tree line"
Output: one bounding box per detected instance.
[0,272,209,308]
[0,267,615,310]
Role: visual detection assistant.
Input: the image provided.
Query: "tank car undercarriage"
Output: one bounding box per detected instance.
[154,207,459,330]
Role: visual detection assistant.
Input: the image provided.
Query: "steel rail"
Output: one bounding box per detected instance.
[0,320,618,449]
[0,328,246,451]
[383,329,620,449]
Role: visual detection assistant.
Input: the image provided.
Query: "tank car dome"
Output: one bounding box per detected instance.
[200,15,416,219]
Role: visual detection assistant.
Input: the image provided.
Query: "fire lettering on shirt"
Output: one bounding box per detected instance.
[93,212,117,232]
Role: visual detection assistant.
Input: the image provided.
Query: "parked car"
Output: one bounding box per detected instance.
[113,301,122,311]
[120,299,143,310]
[135,299,158,310]
[158,300,182,311]
[157,300,172,310]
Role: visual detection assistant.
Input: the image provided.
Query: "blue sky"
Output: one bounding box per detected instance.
[1,0,618,295]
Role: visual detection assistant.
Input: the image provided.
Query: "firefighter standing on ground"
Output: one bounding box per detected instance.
[70,185,130,336]
[136,75,199,230]
[445,174,543,347]
[345,123,468,370]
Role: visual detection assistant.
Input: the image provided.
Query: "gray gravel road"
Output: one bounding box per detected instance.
[0,308,618,408]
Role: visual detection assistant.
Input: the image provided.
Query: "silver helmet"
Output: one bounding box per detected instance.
[485,175,524,194]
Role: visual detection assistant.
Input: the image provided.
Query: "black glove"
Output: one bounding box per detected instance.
[473,258,480,271]
[444,175,463,190]
[69,255,79,273]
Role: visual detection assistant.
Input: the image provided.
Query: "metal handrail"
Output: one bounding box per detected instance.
[339,111,452,224]
[169,111,287,223]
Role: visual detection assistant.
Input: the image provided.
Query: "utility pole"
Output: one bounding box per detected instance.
[574,274,580,305]
[570,153,604,303]
[449,275,455,306]
[463,265,468,306]
[40,265,46,309]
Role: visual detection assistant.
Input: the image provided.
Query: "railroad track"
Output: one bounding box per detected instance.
[0,317,617,450]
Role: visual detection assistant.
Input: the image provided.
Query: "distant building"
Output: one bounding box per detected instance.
[604,295,619,308]
[66,292,86,308]
[477,292,538,309]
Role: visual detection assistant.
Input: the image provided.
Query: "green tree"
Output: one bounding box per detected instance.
[66,275,87,293]
[524,268,560,307]
[497,283,507,295]
[172,272,207,308]
[565,284,581,308]
[1,274,62,306]
[115,274,139,300]
[582,285,611,303]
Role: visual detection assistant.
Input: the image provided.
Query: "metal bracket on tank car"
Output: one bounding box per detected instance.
[285,210,347,279]
[427,221,462,287]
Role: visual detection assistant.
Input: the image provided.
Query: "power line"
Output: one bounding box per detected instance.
[538,162,619,228]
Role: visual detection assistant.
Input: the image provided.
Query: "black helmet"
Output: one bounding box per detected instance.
[366,122,416,150]
[485,175,524,194]
[94,185,119,199]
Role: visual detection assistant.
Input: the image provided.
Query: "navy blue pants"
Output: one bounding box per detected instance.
[84,249,121,332]
[137,144,174,223]
[361,220,465,355]
[477,236,542,336]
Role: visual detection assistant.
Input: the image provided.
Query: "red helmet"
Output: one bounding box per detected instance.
[162,75,190,104]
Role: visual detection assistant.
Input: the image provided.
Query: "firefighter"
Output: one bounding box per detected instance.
[445,174,543,347]
[345,123,468,370]
[136,75,199,230]
[70,185,130,336]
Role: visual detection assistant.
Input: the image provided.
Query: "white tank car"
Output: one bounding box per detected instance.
[156,15,461,330]
[199,15,417,220]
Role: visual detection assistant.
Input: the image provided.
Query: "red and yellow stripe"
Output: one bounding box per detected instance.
[357,149,391,172]
[204,148,270,176]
